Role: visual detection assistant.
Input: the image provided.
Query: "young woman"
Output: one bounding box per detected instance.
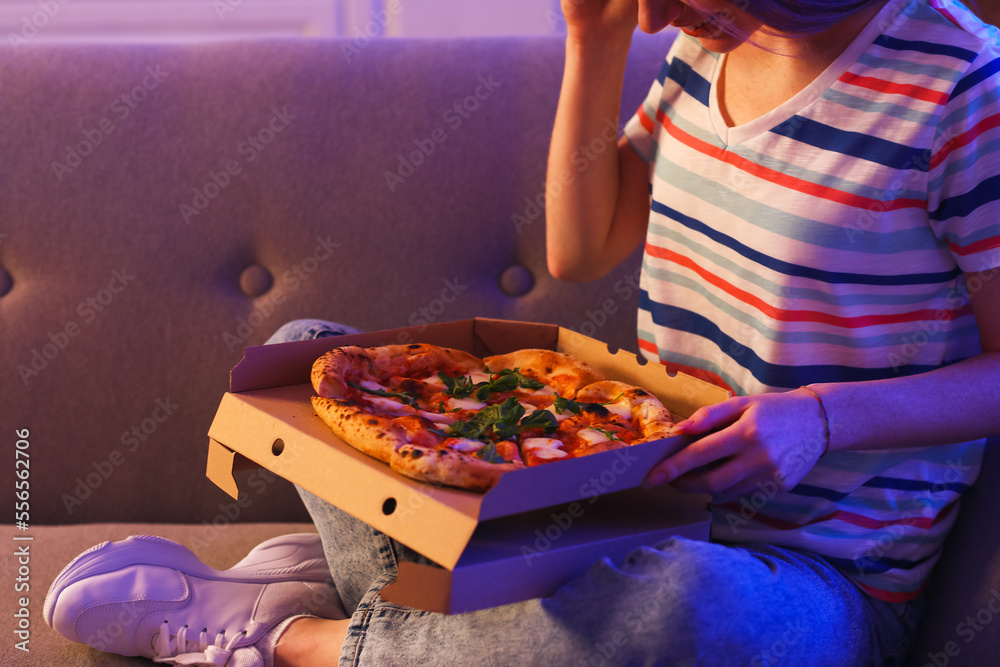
[45,1,1000,664]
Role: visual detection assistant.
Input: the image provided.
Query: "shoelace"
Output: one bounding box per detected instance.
[152,621,247,666]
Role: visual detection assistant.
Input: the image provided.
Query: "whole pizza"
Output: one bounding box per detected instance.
[310,344,677,492]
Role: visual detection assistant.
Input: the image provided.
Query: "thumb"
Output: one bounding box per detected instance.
[673,398,747,435]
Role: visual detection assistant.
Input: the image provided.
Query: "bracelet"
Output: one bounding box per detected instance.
[800,386,831,457]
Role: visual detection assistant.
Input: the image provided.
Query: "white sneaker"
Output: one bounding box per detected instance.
[44,533,345,666]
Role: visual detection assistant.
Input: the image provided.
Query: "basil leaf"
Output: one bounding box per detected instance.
[449,418,486,440]
[347,381,419,408]
[553,396,580,414]
[438,372,476,399]
[474,441,507,464]
[519,409,558,434]
[475,383,492,402]
[553,393,624,416]
[496,367,544,390]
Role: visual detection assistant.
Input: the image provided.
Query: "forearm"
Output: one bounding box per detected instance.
[546,35,638,281]
[814,351,1000,452]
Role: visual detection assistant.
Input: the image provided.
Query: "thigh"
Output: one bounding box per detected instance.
[345,538,920,667]
[300,483,920,667]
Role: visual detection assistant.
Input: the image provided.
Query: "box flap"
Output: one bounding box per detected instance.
[557,328,729,418]
[472,318,559,357]
[477,436,693,520]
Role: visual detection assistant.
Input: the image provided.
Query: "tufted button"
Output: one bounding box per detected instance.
[499,265,534,297]
[239,264,273,298]
[0,267,12,297]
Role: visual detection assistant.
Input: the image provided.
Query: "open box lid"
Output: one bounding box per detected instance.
[207,318,727,571]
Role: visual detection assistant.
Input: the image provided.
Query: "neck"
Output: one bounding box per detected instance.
[734,0,890,69]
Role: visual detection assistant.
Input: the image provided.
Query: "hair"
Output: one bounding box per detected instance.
[734,0,888,35]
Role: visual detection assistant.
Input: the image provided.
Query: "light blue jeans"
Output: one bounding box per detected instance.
[268,319,923,667]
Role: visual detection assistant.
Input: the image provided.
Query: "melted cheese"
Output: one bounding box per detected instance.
[363,395,408,414]
[518,401,538,414]
[522,438,568,460]
[447,396,488,411]
[359,380,389,392]
[417,410,455,424]
[467,371,492,384]
[448,438,485,452]
[604,402,632,420]
[544,405,572,422]
[576,428,611,448]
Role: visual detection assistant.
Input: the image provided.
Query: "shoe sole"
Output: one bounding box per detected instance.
[44,533,331,628]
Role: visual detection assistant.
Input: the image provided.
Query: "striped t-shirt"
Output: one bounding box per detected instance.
[623,0,1000,602]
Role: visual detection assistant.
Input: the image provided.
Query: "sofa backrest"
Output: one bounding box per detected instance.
[1,34,672,525]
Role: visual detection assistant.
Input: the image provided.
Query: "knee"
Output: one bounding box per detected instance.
[264,319,363,345]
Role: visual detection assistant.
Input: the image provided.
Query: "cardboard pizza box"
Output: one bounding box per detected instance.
[205,318,728,613]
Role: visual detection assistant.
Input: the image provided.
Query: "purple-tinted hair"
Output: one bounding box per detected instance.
[734,0,888,35]
[729,0,983,35]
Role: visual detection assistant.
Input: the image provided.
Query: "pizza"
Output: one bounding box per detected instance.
[309,343,677,492]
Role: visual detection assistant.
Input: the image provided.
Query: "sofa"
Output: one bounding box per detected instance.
[1,33,997,666]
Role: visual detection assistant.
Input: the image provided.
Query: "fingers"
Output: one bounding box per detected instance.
[673,397,747,435]
[642,427,743,488]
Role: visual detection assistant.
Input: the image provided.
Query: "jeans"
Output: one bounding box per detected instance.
[267,319,923,667]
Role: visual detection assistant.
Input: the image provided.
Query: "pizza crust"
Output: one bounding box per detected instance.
[311,395,405,463]
[390,444,522,492]
[575,380,678,442]
[312,344,483,400]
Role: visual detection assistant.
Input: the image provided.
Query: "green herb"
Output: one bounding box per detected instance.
[472,367,545,401]
[347,381,419,408]
[438,372,476,399]
[496,368,544,389]
[448,398,559,444]
[592,427,621,441]
[553,396,581,415]
[552,393,625,415]
[474,441,508,464]
[519,409,558,434]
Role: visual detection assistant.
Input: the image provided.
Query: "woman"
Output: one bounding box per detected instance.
[45,1,1000,664]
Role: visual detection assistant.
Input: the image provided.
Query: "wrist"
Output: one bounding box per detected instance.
[564,28,634,63]
[799,386,831,458]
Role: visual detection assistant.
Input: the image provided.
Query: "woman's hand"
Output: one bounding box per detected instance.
[643,388,828,500]
[560,0,640,44]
